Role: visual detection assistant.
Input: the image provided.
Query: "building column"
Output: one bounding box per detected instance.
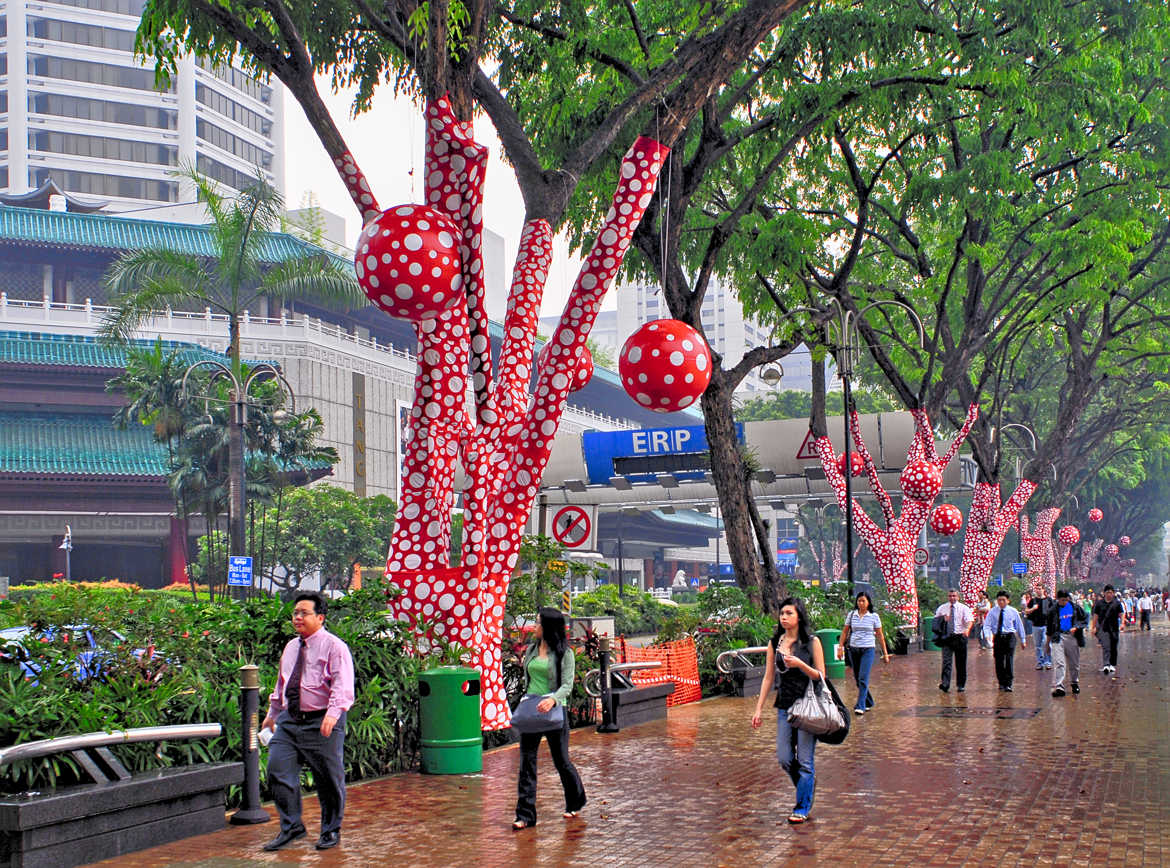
[8,0,29,192]
[168,516,190,585]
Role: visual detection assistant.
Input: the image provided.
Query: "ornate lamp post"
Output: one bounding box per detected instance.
[994,423,1037,562]
[181,361,296,581]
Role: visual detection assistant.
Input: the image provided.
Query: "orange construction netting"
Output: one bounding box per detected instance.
[617,636,702,706]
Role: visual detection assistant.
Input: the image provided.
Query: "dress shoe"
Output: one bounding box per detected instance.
[1071,682,1080,694]
[1004,685,1013,692]
[262,825,306,851]
[957,687,965,693]
[938,684,948,693]
[316,830,341,850]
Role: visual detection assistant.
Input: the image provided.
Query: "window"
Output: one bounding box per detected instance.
[0,130,7,151]
[196,59,273,105]
[774,518,799,539]
[30,167,178,201]
[196,154,263,193]
[28,55,172,93]
[42,0,145,16]
[30,92,177,129]
[196,119,273,168]
[0,92,7,113]
[28,18,137,52]
[196,84,271,136]
[0,17,7,37]
[30,130,177,165]
[0,166,8,189]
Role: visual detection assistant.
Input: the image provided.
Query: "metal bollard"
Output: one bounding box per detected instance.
[596,636,619,733]
[229,664,270,825]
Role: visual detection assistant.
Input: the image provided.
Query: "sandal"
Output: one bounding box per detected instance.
[788,813,807,824]
[512,819,535,830]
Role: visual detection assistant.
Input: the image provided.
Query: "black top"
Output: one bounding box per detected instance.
[1027,598,1051,627]
[772,635,814,710]
[1093,598,1123,632]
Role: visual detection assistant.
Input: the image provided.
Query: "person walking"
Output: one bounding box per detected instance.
[975,591,993,650]
[840,591,889,715]
[1137,591,1152,631]
[1026,591,1053,670]
[1091,585,1124,674]
[751,597,827,824]
[934,589,973,693]
[513,608,586,829]
[982,590,1027,691]
[262,592,355,852]
[1045,589,1088,697]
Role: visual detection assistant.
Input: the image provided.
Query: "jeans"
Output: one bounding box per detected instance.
[776,710,817,817]
[847,646,875,711]
[1033,625,1050,666]
[939,635,967,690]
[515,714,586,824]
[1099,629,1119,667]
[1050,635,1080,689]
[268,711,347,835]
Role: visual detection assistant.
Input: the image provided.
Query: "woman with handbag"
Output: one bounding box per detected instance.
[512,607,586,830]
[839,591,889,715]
[750,597,827,824]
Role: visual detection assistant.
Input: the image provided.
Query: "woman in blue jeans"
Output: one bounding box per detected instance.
[751,597,826,824]
[839,591,890,715]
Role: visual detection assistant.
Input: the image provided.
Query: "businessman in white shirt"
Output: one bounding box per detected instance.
[934,589,973,693]
[982,590,1028,691]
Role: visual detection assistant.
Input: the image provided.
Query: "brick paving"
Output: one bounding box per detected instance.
[94,622,1170,867]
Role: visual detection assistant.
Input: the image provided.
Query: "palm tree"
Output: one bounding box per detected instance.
[99,168,362,376]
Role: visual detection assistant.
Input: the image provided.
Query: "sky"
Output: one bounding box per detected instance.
[281,80,588,321]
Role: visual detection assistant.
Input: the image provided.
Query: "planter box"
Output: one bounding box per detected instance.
[0,762,243,868]
[610,683,675,728]
[729,664,767,697]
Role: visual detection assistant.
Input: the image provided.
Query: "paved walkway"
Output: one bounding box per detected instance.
[95,622,1170,867]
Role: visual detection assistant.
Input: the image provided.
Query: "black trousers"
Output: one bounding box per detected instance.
[268,712,346,834]
[1100,629,1120,666]
[515,715,586,824]
[940,635,967,690]
[1140,610,1151,630]
[992,634,1016,687]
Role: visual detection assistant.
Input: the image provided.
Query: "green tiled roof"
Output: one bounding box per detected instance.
[0,331,237,369]
[0,206,348,267]
[0,412,167,477]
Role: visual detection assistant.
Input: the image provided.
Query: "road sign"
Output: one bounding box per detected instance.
[562,589,572,614]
[690,577,700,587]
[228,556,253,587]
[795,429,819,460]
[552,505,593,549]
[914,548,930,566]
[1011,562,1028,575]
[581,423,744,484]
[990,575,1004,587]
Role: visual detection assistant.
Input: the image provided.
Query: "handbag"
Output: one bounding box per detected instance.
[817,678,851,745]
[511,694,565,734]
[787,677,846,738]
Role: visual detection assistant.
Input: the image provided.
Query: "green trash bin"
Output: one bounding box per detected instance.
[921,614,940,651]
[419,666,482,774]
[814,628,846,680]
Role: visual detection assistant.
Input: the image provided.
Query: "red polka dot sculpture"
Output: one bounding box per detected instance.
[836,452,865,477]
[900,460,943,501]
[619,319,712,412]
[538,342,593,392]
[1104,544,1120,557]
[959,480,1038,606]
[1119,535,1130,546]
[1057,525,1080,546]
[1088,508,1103,522]
[355,204,463,321]
[1020,508,1062,596]
[929,504,963,535]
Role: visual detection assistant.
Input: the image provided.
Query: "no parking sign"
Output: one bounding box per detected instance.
[552,504,597,550]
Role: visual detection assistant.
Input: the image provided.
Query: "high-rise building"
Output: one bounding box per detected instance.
[1,0,283,209]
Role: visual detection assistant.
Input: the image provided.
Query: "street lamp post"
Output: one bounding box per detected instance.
[994,423,1037,563]
[181,361,295,588]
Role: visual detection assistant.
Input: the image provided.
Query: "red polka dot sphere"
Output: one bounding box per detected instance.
[836,452,865,477]
[929,503,963,535]
[619,319,712,412]
[1123,558,1137,568]
[1104,544,1120,558]
[1088,508,1103,522]
[537,343,593,392]
[900,460,943,501]
[355,204,462,321]
[1057,525,1080,546]
[1119,535,1131,546]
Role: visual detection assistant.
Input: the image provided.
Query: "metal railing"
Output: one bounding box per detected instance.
[583,660,662,697]
[715,646,770,674]
[0,724,222,766]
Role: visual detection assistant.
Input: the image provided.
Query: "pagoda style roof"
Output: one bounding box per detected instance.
[0,179,108,213]
[0,411,167,478]
[0,331,241,371]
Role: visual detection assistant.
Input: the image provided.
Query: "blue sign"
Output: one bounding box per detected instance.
[990,575,1004,587]
[228,556,253,587]
[581,423,744,484]
[1010,562,1028,575]
[690,577,700,587]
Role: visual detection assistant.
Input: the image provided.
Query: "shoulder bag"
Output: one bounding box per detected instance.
[787,676,847,740]
[511,694,565,733]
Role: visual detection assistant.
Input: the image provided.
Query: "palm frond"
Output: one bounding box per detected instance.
[258,257,364,310]
[100,254,218,343]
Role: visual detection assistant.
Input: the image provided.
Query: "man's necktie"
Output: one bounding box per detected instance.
[949,603,956,636]
[285,638,307,716]
[996,610,1005,637]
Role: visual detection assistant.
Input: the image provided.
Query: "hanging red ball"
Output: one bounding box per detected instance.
[537,342,593,392]
[619,319,712,412]
[1088,508,1103,522]
[900,460,943,501]
[929,504,963,535]
[1104,544,1120,557]
[1057,525,1080,546]
[835,452,865,477]
[355,204,463,321]
[1118,535,1131,546]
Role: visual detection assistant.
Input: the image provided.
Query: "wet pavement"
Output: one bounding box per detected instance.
[94,622,1170,867]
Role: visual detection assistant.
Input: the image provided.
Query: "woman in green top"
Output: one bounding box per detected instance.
[513,608,586,829]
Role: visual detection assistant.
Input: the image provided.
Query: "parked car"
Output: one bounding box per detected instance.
[0,625,168,685]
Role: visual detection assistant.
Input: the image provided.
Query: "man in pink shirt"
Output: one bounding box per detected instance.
[261,592,355,852]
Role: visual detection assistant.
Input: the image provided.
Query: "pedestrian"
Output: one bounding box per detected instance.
[982,590,1027,691]
[934,589,973,693]
[1121,592,1135,628]
[261,592,355,852]
[1091,585,1123,674]
[1045,589,1088,697]
[751,596,827,824]
[1025,590,1053,670]
[840,591,889,715]
[1137,590,1152,631]
[1020,592,1034,639]
[513,607,586,829]
[975,591,993,650]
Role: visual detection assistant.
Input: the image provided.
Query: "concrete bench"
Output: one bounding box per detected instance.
[0,724,242,868]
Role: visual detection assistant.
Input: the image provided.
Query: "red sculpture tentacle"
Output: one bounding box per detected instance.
[907,408,935,463]
[1080,539,1104,582]
[1021,507,1060,595]
[331,151,381,225]
[936,404,979,469]
[814,434,883,546]
[849,411,894,525]
[957,479,1037,605]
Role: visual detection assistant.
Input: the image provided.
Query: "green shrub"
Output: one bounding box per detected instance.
[572,585,671,635]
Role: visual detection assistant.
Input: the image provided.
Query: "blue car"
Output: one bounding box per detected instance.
[0,624,158,684]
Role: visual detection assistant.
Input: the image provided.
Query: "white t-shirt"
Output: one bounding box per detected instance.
[1138,595,1152,611]
[845,611,882,648]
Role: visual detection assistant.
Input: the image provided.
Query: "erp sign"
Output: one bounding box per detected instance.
[581,424,744,484]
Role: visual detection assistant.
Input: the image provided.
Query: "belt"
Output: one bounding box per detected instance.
[289,709,328,724]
